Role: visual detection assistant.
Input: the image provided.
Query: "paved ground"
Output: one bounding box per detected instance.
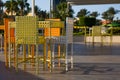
[0,42,120,80]
[0,58,120,80]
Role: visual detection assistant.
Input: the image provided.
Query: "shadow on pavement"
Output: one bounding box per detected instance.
[75,63,114,75]
[0,61,44,80]
[62,63,120,75]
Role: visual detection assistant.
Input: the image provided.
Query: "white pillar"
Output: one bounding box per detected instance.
[32,0,35,16]
[50,0,53,18]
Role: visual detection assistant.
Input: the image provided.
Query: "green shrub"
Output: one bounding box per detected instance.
[73,32,84,36]
[107,27,120,35]
[79,17,96,27]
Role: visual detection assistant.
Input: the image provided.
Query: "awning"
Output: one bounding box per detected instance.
[66,0,120,5]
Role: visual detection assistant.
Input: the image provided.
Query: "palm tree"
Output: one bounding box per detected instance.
[102,11,109,20]
[17,0,30,16]
[102,7,117,21]
[77,9,90,17]
[4,0,18,16]
[53,1,74,21]
[34,5,40,16]
[4,0,30,16]
[89,11,100,18]
[35,5,49,20]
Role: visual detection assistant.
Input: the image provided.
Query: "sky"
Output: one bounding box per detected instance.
[3,0,120,20]
[73,4,120,20]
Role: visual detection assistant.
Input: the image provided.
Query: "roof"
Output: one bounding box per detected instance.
[66,0,120,5]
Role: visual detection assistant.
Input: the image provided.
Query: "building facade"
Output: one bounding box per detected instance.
[52,0,60,11]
